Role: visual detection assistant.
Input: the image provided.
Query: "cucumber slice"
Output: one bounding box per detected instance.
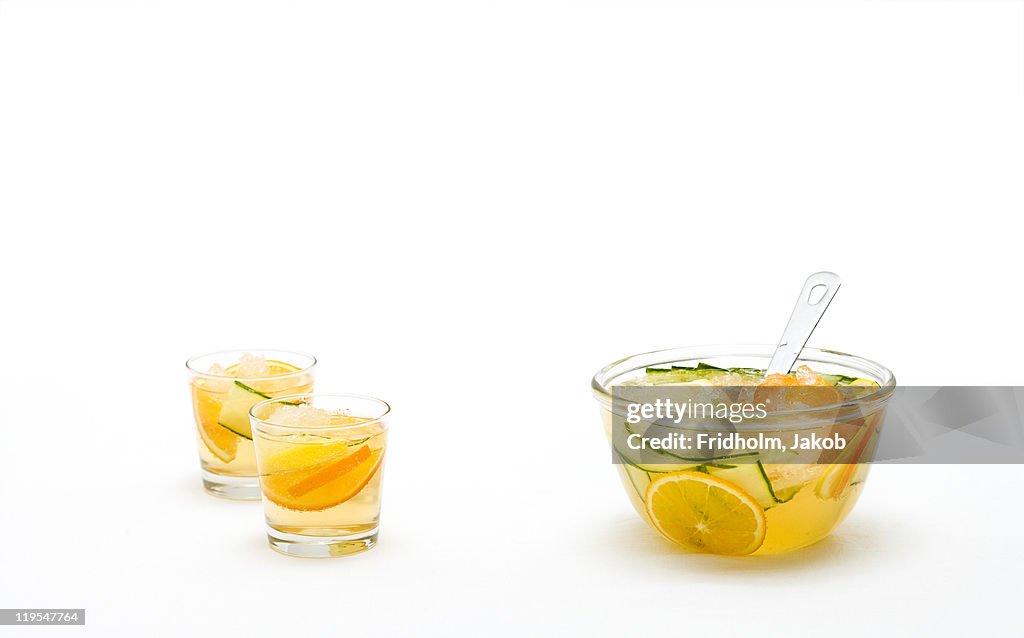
[728,367,764,376]
[635,461,703,473]
[640,366,730,384]
[696,362,726,371]
[659,450,762,464]
[216,381,270,440]
[704,461,777,509]
[615,426,763,470]
[821,373,859,386]
[642,363,868,387]
[772,485,803,503]
[762,464,826,503]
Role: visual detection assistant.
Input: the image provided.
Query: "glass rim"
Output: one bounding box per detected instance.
[591,344,896,416]
[249,392,392,431]
[185,349,318,381]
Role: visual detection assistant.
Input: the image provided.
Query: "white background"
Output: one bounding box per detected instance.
[1,0,1022,635]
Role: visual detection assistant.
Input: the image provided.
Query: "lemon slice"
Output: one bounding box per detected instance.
[224,359,310,395]
[261,442,383,511]
[260,438,357,475]
[223,358,300,378]
[645,471,767,555]
[848,378,878,387]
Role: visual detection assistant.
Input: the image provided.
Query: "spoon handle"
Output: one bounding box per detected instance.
[765,271,842,376]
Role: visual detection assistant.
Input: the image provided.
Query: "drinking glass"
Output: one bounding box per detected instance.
[186,349,316,499]
[250,393,390,557]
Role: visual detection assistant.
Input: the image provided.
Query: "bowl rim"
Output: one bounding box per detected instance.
[591,344,896,417]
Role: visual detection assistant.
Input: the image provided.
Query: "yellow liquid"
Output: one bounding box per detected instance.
[603,365,883,554]
[191,374,314,477]
[254,427,387,538]
[614,460,869,555]
[197,427,258,476]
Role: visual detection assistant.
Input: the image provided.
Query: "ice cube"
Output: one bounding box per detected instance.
[196,362,233,391]
[717,372,760,387]
[235,352,271,378]
[794,365,827,386]
[266,403,334,427]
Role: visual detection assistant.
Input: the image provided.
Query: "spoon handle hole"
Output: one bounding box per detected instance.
[807,283,829,305]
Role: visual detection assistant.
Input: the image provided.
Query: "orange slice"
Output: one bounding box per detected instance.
[816,412,880,499]
[645,471,767,555]
[261,443,383,511]
[193,388,238,463]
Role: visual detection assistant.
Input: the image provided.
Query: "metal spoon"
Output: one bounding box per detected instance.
[764,271,841,376]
